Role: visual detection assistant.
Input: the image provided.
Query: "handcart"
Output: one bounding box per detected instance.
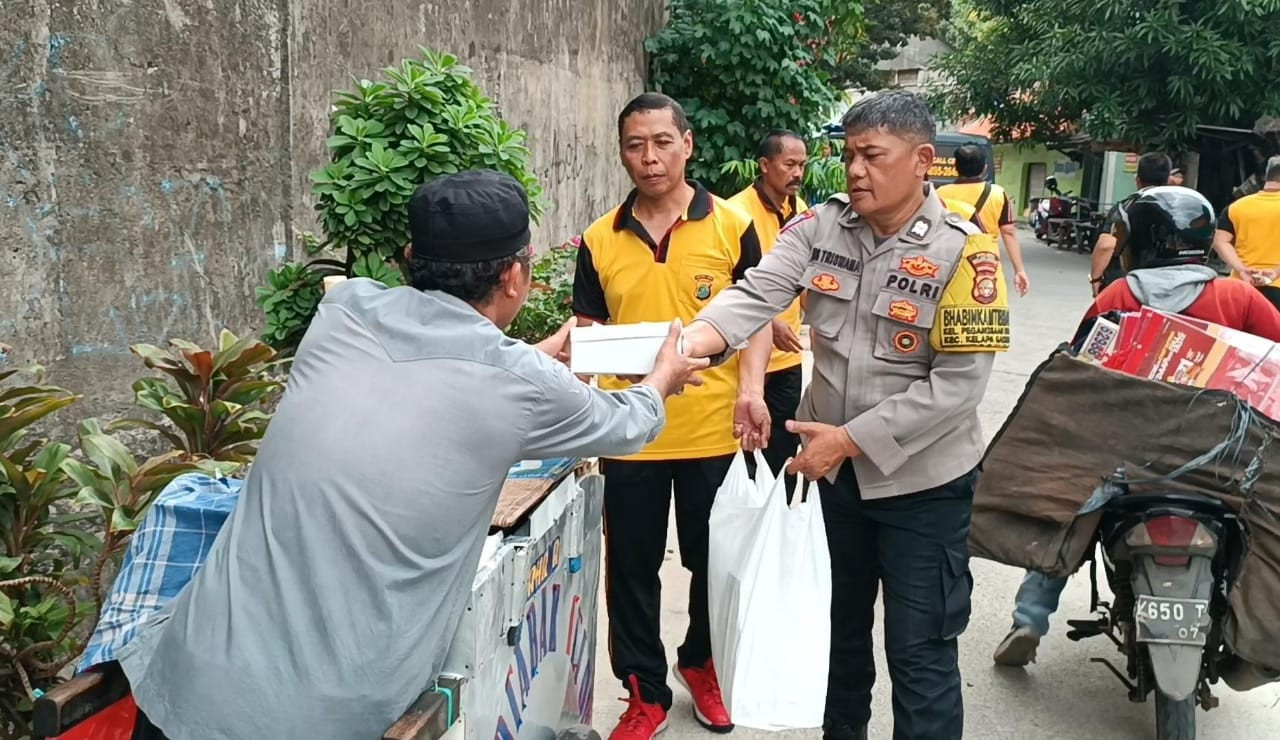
[33,458,605,740]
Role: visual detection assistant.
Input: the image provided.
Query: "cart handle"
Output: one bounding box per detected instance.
[383,675,464,740]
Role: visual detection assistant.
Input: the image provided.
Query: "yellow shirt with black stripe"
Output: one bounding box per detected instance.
[573,182,762,460]
[1220,191,1280,287]
[936,178,1015,234]
[728,181,808,373]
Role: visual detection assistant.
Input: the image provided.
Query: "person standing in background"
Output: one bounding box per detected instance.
[937,144,1031,296]
[729,129,809,493]
[1088,152,1172,294]
[1215,155,1280,311]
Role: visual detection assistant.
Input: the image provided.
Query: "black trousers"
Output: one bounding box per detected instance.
[602,454,734,710]
[743,365,803,501]
[1257,285,1280,312]
[819,462,977,740]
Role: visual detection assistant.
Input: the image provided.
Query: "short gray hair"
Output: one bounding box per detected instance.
[1266,155,1280,182]
[840,90,936,145]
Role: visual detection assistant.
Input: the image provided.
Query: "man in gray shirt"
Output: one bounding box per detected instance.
[118,169,706,739]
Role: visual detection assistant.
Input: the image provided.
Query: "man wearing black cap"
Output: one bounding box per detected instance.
[116,169,707,740]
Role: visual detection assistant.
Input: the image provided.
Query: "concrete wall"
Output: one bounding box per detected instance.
[2,0,663,418]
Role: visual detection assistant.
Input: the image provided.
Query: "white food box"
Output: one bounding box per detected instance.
[570,322,677,376]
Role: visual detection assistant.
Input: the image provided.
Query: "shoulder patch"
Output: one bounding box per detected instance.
[929,232,1010,353]
[780,209,817,234]
[942,212,982,236]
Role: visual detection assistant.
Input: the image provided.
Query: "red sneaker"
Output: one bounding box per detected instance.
[674,660,734,733]
[609,675,668,740]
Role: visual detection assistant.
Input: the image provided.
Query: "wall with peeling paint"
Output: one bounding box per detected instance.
[1,0,663,418]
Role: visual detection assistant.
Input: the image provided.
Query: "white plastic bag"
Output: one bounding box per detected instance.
[706,449,832,731]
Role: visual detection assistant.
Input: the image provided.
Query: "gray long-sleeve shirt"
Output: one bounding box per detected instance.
[695,190,1003,499]
[117,278,665,739]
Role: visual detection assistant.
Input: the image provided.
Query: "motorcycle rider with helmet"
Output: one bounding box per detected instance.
[993,185,1280,667]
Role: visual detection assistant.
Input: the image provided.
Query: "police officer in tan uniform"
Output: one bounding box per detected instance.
[681,91,1009,740]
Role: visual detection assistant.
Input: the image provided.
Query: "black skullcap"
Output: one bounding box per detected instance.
[408,169,531,263]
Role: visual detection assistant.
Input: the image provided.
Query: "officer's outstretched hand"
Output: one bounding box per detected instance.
[785,421,860,479]
[640,320,710,400]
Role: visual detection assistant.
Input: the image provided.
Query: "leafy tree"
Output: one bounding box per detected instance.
[827,0,950,91]
[646,0,848,195]
[930,0,1280,149]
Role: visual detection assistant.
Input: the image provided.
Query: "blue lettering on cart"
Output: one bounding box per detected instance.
[549,584,561,654]
[502,667,523,734]
[496,537,597,740]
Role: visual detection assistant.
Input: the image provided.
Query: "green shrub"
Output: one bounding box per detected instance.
[0,357,243,736]
[110,330,287,464]
[258,48,546,352]
[506,238,579,344]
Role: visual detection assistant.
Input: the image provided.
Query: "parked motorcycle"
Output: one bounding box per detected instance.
[1032,176,1096,250]
[1065,470,1270,739]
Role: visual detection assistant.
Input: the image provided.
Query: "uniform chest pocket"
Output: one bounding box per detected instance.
[800,264,859,339]
[675,255,731,312]
[870,289,936,364]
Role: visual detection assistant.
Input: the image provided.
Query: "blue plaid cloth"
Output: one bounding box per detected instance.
[77,473,242,673]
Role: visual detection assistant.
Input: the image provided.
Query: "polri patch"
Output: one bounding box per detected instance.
[811,273,841,292]
[694,273,714,301]
[898,255,940,279]
[888,299,920,324]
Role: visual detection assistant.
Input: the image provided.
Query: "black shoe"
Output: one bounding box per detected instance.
[823,720,868,740]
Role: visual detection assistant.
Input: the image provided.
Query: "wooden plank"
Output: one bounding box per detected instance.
[32,661,131,738]
[383,676,462,740]
[490,460,596,529]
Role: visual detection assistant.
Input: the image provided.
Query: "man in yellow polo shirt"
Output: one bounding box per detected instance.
[936,144,1030,296]
[728,129,808,491]
[1215,155,1280,311]
[572,92,772,740]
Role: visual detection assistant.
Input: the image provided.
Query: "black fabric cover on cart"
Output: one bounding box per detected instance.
[970,351,1280,669]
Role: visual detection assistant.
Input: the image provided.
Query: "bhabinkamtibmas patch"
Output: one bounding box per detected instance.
[929,233,1011,352]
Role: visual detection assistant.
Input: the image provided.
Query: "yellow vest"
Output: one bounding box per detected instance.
[937,181,1009,234]
[578,184,756,460]
[728,183,808,373]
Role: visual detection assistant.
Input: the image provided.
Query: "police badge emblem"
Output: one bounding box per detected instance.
[694,274,714,300]
[966,251,1000,305]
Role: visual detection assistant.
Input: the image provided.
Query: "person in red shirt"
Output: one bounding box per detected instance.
[996,185,1280,668]
[1076,185,1280,344]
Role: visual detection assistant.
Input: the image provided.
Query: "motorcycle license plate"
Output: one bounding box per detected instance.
[1135,595,1211,646]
